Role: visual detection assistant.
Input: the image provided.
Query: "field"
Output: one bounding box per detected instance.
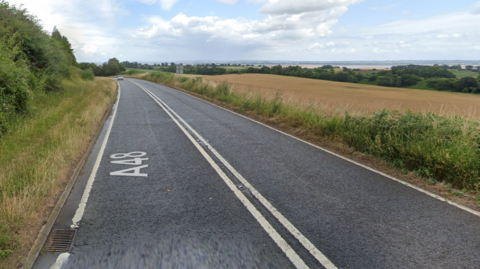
[204,74,480,119]
[450,69,479,78]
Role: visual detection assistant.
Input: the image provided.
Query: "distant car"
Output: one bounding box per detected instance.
[117,75,124,81]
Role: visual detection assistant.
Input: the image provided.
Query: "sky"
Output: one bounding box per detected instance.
[7,0,480,62]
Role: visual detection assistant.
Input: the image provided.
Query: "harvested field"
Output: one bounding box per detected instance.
[204,74,480,119]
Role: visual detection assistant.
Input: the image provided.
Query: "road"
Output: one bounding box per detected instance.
[33,78,480,268]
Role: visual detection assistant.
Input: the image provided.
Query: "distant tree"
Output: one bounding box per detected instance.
[99,58,126,76]
[368,74,378,82]
[335,72,349,82]
[465,65,473,71]
[456,77,478,92]
[401,74,422,87]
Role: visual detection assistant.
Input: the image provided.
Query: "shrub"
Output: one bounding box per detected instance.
[377,75,402,87]
[426,78,457,91]
[0,36,31,133]
[80,68,94,80]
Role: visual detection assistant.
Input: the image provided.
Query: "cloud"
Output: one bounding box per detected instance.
[361,11,480,36]
[131,4,350,55]
[472,1,480,14]
[258,0,363,15]
[81,44,99,55]
[215,0,238,4]
[160,0,180,10]
[368,4,400,10]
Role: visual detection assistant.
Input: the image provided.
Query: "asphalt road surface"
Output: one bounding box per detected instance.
[33,78,480,269]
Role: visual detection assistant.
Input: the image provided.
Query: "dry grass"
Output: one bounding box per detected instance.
[0,77,117,268]
[204,74,480,119]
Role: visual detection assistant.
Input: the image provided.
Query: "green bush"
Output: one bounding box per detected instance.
[80,68,94,80]
[0,0,79,135]
[0,235,13,259]
[344,110,480,188]
[0,36,31,133]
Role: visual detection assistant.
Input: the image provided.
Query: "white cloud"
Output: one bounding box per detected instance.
[361,11,480,36]
[258,0,363,15]
[81,45,98,55]
[215,0,238,4]
[160,0,180,10]
[131,2,352,56]
[472,1,480,14]
[368,4,400,10]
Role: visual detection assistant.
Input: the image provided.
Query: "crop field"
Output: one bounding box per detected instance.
[204,74,480,119]
[450,69,479,78]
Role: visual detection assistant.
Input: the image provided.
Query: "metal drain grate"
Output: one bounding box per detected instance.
[47,229,76,252]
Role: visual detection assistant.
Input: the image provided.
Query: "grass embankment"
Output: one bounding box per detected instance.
[0,77,117,268]
[127,71,480,201]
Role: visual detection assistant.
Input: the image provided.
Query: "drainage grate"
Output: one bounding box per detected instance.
[47,229,76,252]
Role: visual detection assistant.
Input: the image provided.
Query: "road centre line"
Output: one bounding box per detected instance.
[70,84,121,228]
[143,84,336,268]
[131,81,308,268]
[130,80,337,269]
[134,79,480,219]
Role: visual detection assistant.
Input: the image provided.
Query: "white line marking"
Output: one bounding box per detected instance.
[50,253,70,269]
[71,84,121,228]
[131,79,480,219]
[130,80,331,269]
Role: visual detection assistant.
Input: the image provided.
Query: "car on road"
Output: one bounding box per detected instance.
[117,75,124,81]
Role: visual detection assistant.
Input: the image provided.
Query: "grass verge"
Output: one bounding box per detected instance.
[0,77,117,268]
[127,71,480,202]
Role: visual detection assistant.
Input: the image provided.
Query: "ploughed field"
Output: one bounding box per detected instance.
[204,74,480,118]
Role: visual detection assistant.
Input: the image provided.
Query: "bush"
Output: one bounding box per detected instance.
[426,78,457,91]
[377,75,401,87]
[0,37,31,133]
[80,68,94,80]
[456,77,478,92]
[344,110,480,188]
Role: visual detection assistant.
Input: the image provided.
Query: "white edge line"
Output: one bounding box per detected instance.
[70,84,121,228]
[131,81,310,269]
[130,78,480,219]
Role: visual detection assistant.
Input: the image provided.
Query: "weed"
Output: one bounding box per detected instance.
[0,236,13,259]
[452,190,464,196]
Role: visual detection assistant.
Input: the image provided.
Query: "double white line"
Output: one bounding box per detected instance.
[130,80,337,269]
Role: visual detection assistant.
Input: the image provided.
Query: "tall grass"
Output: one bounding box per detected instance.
[130,71,480,191]
[0,77,117,268]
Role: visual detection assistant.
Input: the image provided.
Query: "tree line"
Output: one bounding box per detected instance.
[173,63,480,94]
[79,58,126,77]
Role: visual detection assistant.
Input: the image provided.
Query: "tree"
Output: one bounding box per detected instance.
[368,74,378,82]
[335,72,349,82]
[98,58,126,76]
[51,26,77,66]
[456,77,478,92]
